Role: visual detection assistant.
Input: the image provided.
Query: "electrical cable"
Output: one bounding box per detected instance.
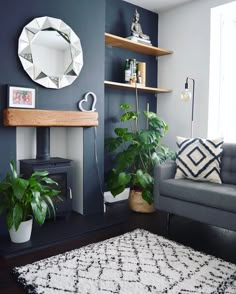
[93,126,104,198]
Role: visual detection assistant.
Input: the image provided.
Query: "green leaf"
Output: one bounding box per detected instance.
[107,170,128,197]
[32,191,41,203]
[13,203,23,231]
[144,111,160,120]
[144,112,168,132]
[28,177,38,187]
[139,131,156,145]
[120,103,132,110]
[118,172,131,186]
[123,133,134,142]
[142,190,154,205]
[6,211,13,230]
[120,111,138,122]
[115,152,129,168]
[29,181,42,192]
[151,152,161,165]
[10,160,18,179]
[45,189,60,197]
[105,137,123,152]
[31,199,47,225]
[114,128,128,137]
[135,170,146,188]
[32,170,49,177]
[41,177,58,185]
[5,172,11,184]
[44,195,56,220]
[169,150,176,160]
[0,182,11,191]
[12,178,28,200]
[135,170,153,189]
[111,185,126,197]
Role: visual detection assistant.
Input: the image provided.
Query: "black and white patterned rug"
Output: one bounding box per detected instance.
[14,229,236,293]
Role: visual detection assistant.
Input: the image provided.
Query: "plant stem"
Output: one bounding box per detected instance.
[146,103,149,130]
[139,153,148,172]
[135,84,139,132]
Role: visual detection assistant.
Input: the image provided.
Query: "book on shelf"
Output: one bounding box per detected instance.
[126,36,152,46]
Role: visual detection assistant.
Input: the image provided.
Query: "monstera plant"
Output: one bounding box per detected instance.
[106,103,174,212]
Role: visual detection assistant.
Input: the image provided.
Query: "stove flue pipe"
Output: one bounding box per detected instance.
[36,127,50,160]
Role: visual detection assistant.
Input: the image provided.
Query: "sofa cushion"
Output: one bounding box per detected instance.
[175,137,223,184]
[160,178,236,213]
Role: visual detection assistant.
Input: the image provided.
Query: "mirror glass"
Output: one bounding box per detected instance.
[18,16,83,89]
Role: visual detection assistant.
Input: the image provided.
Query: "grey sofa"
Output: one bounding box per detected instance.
[154,143,236,231]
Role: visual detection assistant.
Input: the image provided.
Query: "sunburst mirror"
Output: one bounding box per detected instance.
[18,16,83,89]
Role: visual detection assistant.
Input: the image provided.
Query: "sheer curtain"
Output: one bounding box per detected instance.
[208,2,236,142]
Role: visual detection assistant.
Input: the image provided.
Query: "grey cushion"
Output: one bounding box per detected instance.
[221,143,236,184]
[160,178,236,213]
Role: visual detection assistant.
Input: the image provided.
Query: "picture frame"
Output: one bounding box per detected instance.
[7,85,36,109]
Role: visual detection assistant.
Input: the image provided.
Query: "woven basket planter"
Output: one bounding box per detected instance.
[128,190,155,213]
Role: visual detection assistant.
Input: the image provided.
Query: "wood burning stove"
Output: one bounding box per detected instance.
[20,127,73,217]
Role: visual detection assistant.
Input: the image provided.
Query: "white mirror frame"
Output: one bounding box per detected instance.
[18,16,83,89]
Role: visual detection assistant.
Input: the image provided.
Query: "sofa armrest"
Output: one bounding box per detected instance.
[154,160,176,207]
[154,160,176,182]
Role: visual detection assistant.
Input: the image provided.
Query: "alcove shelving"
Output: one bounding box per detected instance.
[104,33,173,94]
[105,33,173,56]
[104,81,171,94]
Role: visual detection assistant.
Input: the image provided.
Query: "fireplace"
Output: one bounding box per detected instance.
[20,127,73,217]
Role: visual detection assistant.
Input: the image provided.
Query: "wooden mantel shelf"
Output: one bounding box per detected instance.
[3,109,98,127]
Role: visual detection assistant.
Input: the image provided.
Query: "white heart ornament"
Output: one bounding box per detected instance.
[78,92,97,112]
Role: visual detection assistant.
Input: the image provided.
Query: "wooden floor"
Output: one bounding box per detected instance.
[1,201,236,293]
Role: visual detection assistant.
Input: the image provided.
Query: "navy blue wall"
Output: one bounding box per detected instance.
[0,0,105,233]
[104,0,159,183]
[0,0,159,233]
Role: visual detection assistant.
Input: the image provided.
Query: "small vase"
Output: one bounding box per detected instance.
[129,190,155,213]
[9,216,33,243]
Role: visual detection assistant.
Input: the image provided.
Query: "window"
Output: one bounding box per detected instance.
[208,1,236,142]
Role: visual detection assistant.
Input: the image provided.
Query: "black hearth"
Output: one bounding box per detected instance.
[20,127,73,217]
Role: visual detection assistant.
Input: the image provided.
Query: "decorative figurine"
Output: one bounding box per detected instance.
[78,92,97,112]
[131,9,150,41]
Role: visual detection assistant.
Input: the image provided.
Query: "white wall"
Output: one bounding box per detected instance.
[16,127,84,214]
[158,0,234,151]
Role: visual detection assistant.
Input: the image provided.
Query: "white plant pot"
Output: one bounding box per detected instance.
[9,216,33,243]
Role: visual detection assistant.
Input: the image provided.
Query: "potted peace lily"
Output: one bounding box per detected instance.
[106,103,174,213]
[0,160,59,243]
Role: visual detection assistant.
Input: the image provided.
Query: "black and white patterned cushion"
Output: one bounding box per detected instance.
[175,136,223,183]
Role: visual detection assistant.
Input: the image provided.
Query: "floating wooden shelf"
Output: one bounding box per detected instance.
[104,81,171,94]
[3,109,98,127]
[105,33,173,56]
